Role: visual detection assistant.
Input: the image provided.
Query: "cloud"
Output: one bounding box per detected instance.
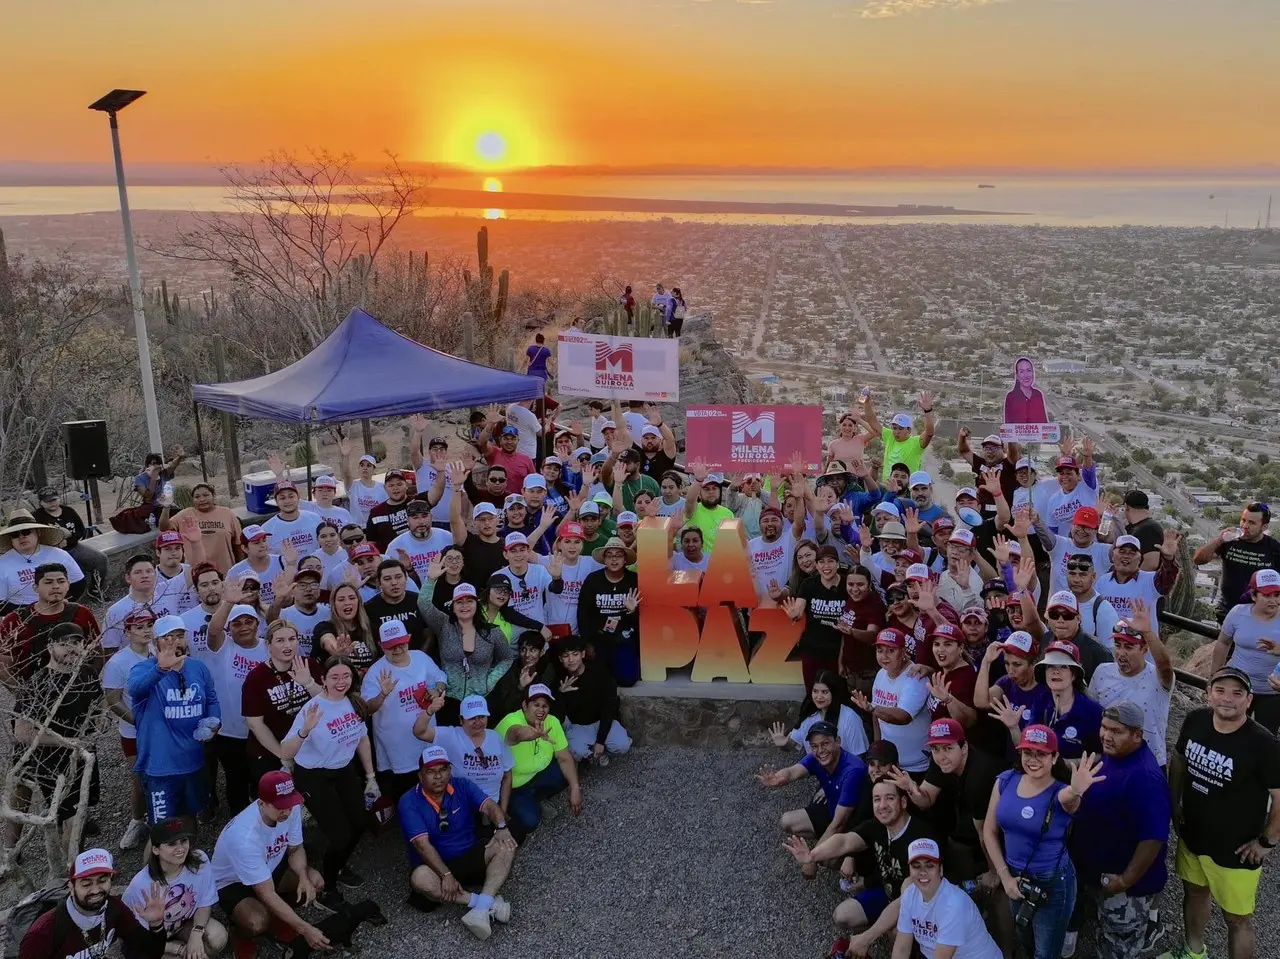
[858,0,1012,18]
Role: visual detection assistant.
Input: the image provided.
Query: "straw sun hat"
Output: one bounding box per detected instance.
[0,507,67,553]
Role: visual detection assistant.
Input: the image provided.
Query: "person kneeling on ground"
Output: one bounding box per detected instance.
[758,721,867,865]
[496,683,584,834]
[209,772,329,955]
[19,849,167,959]
[398,745,517,940]
[555,634,632,762]
[124,818,227,958]
[892,838,1003,959]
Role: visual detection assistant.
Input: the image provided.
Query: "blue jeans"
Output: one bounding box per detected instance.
[507,762,568,835]
[1010,857,1076,959]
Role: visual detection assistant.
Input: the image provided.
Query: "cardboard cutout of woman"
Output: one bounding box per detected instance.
[1003,356,1048,425]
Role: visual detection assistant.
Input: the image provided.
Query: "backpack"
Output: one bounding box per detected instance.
[672,301,686,320]
[3,884,66,959]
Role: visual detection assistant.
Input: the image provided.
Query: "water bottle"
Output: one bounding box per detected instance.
[1098,507,1115,539]
[839,876,855,893]
[1223,528,1243,542]
[147,512,157,531]
[159,481,175,508]
[960,879,980,898]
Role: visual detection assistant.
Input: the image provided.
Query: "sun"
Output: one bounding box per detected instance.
[476,132,508,164]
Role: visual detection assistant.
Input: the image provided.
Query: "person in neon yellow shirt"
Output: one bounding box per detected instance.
[496,683,582,834]
[682,463,736,551]
[861,389,936,482]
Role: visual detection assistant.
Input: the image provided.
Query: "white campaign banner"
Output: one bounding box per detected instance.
[556,332,681,401]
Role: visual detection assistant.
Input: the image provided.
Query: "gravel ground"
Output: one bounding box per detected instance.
[4,689,1278,959]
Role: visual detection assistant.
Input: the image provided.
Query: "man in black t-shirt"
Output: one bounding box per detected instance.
[1193,502,1280,622]
[1118,489,1164,568]
[452,501,507,589]
[1166,665,1280,959]
[364,560,427,651]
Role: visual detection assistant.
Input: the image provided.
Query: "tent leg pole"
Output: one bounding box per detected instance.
[192,402,209,483]
[304,423,313,501]
[361,419,373,457]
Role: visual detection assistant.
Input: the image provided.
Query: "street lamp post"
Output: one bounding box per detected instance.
[88,89,163,454]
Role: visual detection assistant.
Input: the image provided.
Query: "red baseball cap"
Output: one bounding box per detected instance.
[1248,569,1280,597]
[154,530,184,549]
[874,628,907,649]
[124,605,158,626]
[1017,724,1059,754]
[274,480,299,493]
[70,848,115,879]
[1072,506,1101,529]
[929,622,963,644]
[897,547,923,564]
[349,542,380,560]
[258,771,305,810]
[1055,456,1080,471]
[557,521,585,541]
[926,718,966,746]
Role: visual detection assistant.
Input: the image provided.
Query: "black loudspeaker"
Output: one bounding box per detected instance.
[63,420,111,480]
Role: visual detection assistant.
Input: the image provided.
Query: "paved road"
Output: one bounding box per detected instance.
[749,247,778,359]
[826,245,889,375]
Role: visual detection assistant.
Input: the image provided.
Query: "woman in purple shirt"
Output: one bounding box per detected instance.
[982,724,1105,959]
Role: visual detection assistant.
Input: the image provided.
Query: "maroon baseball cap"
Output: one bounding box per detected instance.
[926,718,966,746]
[154,530,184,550]
[929,623,963,644]
[874,628,907,649]
[1055,456,1079,471]
[1018,724,1059,754]
[258,771,305,810]
[349,542,380,560]
[275,480,299,494]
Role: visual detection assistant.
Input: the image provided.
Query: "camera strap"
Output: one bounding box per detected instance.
[1012,780,1072,880]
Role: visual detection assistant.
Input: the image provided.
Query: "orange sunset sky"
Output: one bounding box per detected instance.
[3,0,1277,171]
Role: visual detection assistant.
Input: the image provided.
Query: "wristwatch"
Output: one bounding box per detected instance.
[496,823,508,831]
[1259,836,1277,849]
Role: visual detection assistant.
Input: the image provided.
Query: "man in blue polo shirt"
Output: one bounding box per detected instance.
[398,745,518,941]
[756,720,867,859]
[1070,701,1171,959]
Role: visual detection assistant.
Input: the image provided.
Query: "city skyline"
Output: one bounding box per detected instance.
[4,0,1277,172]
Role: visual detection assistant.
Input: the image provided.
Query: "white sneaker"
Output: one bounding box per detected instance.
[1061,931,1078,958]
[119,819,147,850]
[490,896,512,924]
[462,906,492,940]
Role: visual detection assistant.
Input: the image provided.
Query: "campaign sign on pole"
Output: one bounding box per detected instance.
[1000,356,1059,443]
[685,405,824,472]
[557,332,680,401]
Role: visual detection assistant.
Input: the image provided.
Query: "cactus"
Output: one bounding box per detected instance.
[637,303,652,338]
[161,279,172,323]
[1167,532,1199,620]
[466,226,510,364]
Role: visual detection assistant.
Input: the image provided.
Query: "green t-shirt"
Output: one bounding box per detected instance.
[495,710,568,788]
[621,474,660,512]
[687,502,736,551]
[880,426,925,481]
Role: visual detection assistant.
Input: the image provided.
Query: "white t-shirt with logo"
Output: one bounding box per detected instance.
[387,529,453,584]
[872,668,932,772]
[212,802,303,890]
[1096,570,1164,623]
[505,404,542,459]
[670,553,710,574]
[538,556,601,632]
[287,694,366,770]
[180,606,216,664]
[1034,478,1099,535]
[748,529,796,600]
[262,514,319,558]
[124,854,218,934]
[308,547,350,578]
[496,564,553,621]
[433,726,514,802]
[299,501,353,527]
[227,557,285,609]
[360,652,448,774]
[897,879,1003,959]
[0,545,84,608]
[210,639,270,740]
[157,564,198,615]
[1089,661,1172,765]
[419,465,455,524]
[102,645,150,738]
[348,479,387,528]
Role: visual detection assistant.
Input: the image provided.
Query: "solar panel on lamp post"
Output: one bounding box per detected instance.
[88,89,163,455]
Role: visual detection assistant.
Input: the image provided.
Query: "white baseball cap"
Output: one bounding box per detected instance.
[420,745,450,767]
[522,474,548,490]
[359,454,377,465]
[907,838,941,863]
[981,434,1003,446]
[504,532,530,549]
[908,471,932,488]
[314,475,338,489]
[890,413,913,429]
[1115,535,1142,550]
[459,695,490,720]
[472,503,499,519]
[154,615,186,637]
[378,619,411,647]
[228,604,260,623]
[1047,591,1079,613]
[526,683,555,702]
[640,425,663,438]
[70,848,115,879]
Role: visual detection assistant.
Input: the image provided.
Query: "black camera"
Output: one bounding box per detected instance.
[1014,877,1049,930]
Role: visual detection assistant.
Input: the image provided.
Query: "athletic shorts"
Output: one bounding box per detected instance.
[218,859,290,915]
[805,799,832,837]
[443,843,488,889]
[1176,843,1262,917]
[120,736,137,759]
[142,769,207,824]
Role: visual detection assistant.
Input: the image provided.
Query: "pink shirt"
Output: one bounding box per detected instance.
[485,446,535,494]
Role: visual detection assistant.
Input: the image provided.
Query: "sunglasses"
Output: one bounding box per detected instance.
[342,536,365,545]
[488,475,507,483]
[1065,562,1093,572]
[1046,610,1077,620]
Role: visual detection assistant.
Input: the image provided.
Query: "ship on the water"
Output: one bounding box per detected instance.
[978,184,996,189]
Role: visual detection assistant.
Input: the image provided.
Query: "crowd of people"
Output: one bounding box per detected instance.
[3,385,1279,959]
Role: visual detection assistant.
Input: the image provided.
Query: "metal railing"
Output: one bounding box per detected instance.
[1159,609,1217,691]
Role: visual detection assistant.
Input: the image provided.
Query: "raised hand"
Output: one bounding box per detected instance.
[333,632,355,657]
[989,698,1022,731]
[690,458,710,484]
[137,880,167,927]
[338,436,353,459]
[178,513,203,545]
[1128,597,1153,636]
[1059,431,1075,458]
[410,413,429,434]
[781,597,805,622]
[272,572,295,603]
[623,588,641,613]
[850,688,872,713]
[1159,528,1183,558]
[849,457,868,479]
[224,577,254,605]
[559,674,579,694]
[755,764,784,788]
[769,721,789,747]
[1082,435,1094,459]
[377,670,398,698]
[980,468,1002,496]
[1008,510,1031,539]
[915,578,938,612]
[1069,752,1107,796]
[926,674,952,705]
[767,579,783,602]
[268,452,286,477]
[1014,556,1037,592]
[918,390,933,412]
[903,506,921,536]
[396,548,414,572]
[992,535,1012,567]
[958,426,971,441]
[281,540,298,570]
[300,702,323,736]
[425,556,444,581]
[547,553,564,579]
[781,835,812,866]
[486,403,503,425]
[788,450,806,479]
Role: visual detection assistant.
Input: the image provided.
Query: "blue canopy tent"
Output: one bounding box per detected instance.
[190,308,544,493]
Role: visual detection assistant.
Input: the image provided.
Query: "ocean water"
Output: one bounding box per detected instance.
[0,174,1276,228]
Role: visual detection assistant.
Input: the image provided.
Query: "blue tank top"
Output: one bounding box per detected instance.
[995,770,1072,876]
